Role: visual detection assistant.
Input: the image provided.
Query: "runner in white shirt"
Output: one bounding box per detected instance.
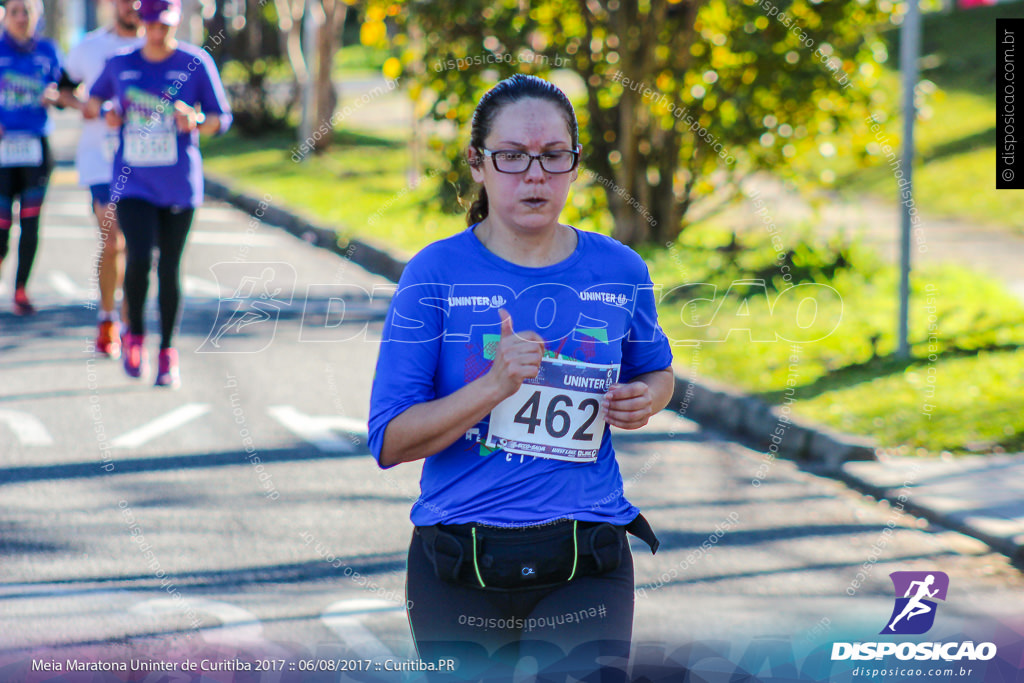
[58,0,141,357]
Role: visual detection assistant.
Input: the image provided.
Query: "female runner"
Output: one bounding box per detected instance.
[369,74,674,680]
[86,0,231,386]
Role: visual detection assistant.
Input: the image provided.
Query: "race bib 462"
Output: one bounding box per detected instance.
[486,358,619,463]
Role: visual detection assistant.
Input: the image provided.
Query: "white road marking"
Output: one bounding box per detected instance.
[41,226,95,239]
[132,597,264,644]
[112,404,210,449]
[183,275,226,298]
[0,410,54,446]
[38,227,282,247]
[42,204,91,217]
[194,207,248,223]
[190,231,283,246]
[49,271,91,299]
[267,406,367,453]
[321,598,402,662]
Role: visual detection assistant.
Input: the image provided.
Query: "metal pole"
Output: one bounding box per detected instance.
[897,0,921,359]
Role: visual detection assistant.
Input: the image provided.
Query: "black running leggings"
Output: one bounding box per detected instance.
[116,198,194,349]
[406,529,634,682]
[0,138,52,288]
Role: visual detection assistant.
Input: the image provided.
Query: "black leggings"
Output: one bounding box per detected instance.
[406,529,634,682]
[0,138,52,288]
[116,198,194,349]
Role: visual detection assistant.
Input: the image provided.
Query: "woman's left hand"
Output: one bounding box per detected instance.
[602,381,654,430]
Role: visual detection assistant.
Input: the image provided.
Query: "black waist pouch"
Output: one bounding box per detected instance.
[417,515,657,592]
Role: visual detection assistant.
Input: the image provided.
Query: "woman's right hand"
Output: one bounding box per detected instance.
[486,309,545,400]
[83,97,102,120]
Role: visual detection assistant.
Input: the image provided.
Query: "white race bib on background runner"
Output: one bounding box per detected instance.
[486,358,619,463]
[123,127,177,167]
[101,130,120,162]
[0,134,42,167]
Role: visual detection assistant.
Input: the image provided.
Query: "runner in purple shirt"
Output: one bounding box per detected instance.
[86,0,231,388]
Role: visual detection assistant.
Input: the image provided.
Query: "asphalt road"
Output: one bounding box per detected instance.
[1,144,1023,680]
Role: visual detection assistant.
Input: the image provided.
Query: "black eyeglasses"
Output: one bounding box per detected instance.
[479,148,580,174]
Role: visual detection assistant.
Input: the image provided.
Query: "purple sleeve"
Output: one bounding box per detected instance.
[194,50,232,134]
[89,58,117,101]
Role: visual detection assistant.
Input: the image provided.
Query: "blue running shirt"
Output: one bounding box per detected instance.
[368,225,673,527]
[0,33,61,136]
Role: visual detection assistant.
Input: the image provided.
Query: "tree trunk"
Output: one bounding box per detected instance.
[577,0,707,246]
[275,0,309,136]
[312,0,346,153]
[41,0,64,43]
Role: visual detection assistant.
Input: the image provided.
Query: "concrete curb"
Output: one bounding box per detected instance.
[205,173,879,472]
[668,374,877,470]
[204,176,407,283]
[834,466,1024,564]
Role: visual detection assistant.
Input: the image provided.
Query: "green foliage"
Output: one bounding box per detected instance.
[650,229,1024,453]
[794,3,1024,234]
[369,0,894,245]
[216,0,291,136]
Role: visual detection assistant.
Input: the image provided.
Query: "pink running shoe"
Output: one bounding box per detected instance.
[155,348,180,388]
[123,333,148,379]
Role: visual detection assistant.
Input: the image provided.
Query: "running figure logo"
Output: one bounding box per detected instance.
[198,262,296,353]
[880,571,949,635]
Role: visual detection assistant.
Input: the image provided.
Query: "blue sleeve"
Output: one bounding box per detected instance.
[194,49,232,134]
[620,258,673,382]
[89,58,116,101]
[367,256,448,469]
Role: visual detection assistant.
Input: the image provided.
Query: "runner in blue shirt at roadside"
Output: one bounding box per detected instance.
[59,0,143,357]
[368,74,675,680]
[86,0,231,388]
[0,0,61,315]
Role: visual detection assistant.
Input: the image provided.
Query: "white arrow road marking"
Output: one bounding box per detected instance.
[37,228,281,248]
[321,598,403,662]
[192,207,245,223]
[189,231,283,246]
[267,406,367,453]
[49,271,91,299]
[183,275,226,298]
[112,404,210,449]
[42,204,90,217]
[40,226,95,239]
[0,410,53,446]
[132,598,266,644]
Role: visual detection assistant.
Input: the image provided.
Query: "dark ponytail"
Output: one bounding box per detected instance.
[466,74,579,226]
[468,186,489,226]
